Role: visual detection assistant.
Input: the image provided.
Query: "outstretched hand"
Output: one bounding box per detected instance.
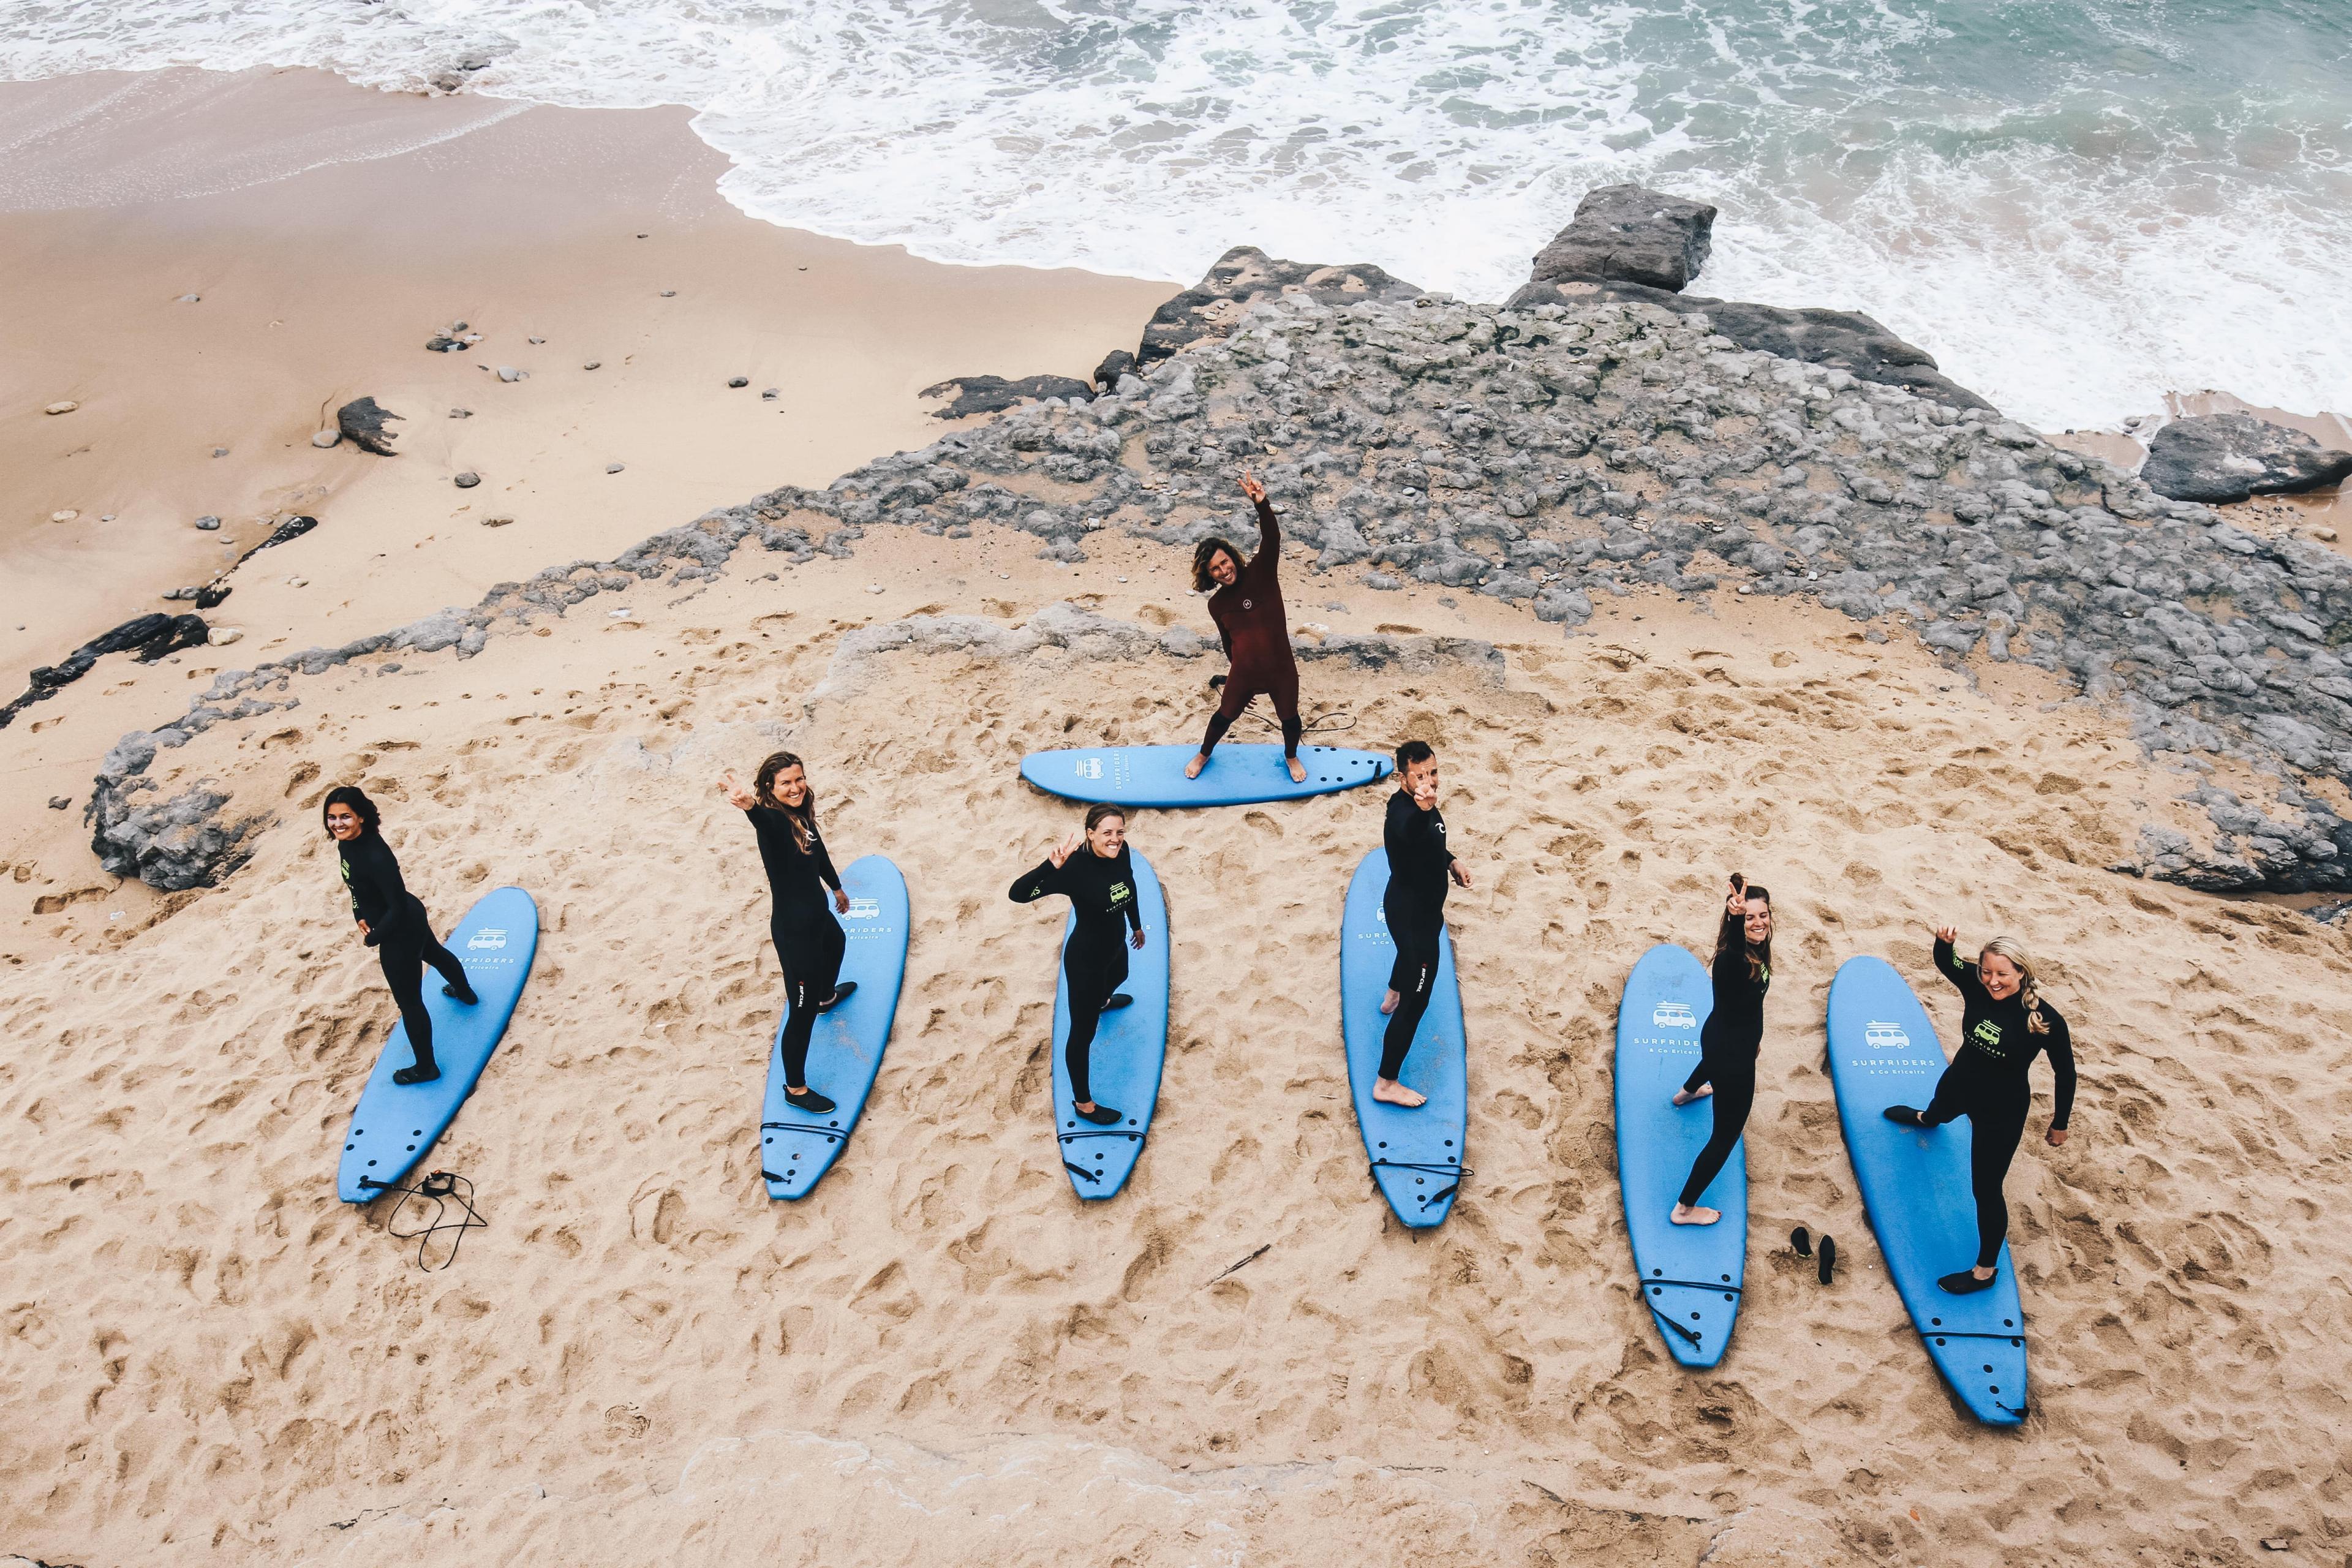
[718,769,758,810]
[1047,829,1084,869]
[1238,467,1267,505]
[1934,924,1959,945]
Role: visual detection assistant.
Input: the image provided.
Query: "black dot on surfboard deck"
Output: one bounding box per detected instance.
[1651,1267,1662,1276]
[1724,1292,1734,1300]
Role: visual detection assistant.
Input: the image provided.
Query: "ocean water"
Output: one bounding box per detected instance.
[4,0,2348,428]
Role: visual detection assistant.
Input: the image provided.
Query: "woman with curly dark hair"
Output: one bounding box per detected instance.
[1670,873,1772,1226]
[720,752,858,1114]
[1185,468,1307,785]
[323,785,476,1086]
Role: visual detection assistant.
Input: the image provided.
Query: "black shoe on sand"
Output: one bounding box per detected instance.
[1817,1236,1837,1286]
[1939,1268,1996,1295]
[1790,1226,1812,1258]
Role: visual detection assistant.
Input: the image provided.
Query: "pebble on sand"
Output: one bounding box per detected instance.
[660,290,677,297]
[529,336,546,344]
[195,516,221,531]
[311,429,340,448]
[211,447,228,458]
[454,472,481,488]
[496,366,527,382]
[584,361,602,371]
[206,627,244,646]
[51,510,79,522]
[449,408,473,419]
[728,377,750,388]
[482,516,516,527]
[48,796,71,810]
[761,388,780,400]
[176,293,200,302]
[45,400,78,415]
[606,463,626,474]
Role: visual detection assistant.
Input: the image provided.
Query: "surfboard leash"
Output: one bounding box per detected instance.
[1648,1303,1704,1349]
[1060,1128,1144,1185]
[1370,1158,1472,1208]
[363,1170,488,1272]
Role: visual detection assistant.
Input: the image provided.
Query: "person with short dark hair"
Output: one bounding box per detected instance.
[1375,739,1469,1107]
[1670,874,1773,1226]
[322,785,475,1087]
[1186,469,1307,783]
[1010,802,1147,1126]
[720,752,858,1115]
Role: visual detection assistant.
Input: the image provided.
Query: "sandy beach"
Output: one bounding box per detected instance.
[6,64,2352,1568]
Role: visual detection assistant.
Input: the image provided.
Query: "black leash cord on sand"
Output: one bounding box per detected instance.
[359,1170,487,1271]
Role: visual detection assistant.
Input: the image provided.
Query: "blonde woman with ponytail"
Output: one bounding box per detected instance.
[1884,926,2078,1295]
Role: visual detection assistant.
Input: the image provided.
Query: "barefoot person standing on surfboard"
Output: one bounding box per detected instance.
[1670,874,1773,1227]
[1186,468,1308,785]
[1883,928,2077,1294]
[1010,803,1147,1126]
[721,753,857,1115]
[323,785,477,1087]
[1376,740,1470,1108]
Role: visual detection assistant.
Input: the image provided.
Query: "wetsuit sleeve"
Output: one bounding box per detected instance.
[346,837,417,940]
[1245,499,1281,593]
[1008,857,1063,904]
[807,833,843,892]
[2045,1011,2077,1130]
[1119,849,1144,933]
[1933,937,1978,998]
[1710,915,1746,992]
[1384,792,1413,869]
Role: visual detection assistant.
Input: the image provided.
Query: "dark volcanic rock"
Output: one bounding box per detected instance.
[921,374,1095,420]
[1528,183,1717,293]
[2141,413,2352,504]
[1093,349,1137,390]
[1137,246,1425,366]
[336,396,404,456]
[1,612,210,729]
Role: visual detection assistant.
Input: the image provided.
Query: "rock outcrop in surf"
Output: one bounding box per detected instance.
[83,190,2352,896]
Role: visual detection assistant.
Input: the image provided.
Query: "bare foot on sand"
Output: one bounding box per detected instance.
[1373,1077,1427,1108]
[1379,988,1401,1016]
[1672,1084,1713,1106]
[1185,752,1210,779]
[1671,1203,1721,1226]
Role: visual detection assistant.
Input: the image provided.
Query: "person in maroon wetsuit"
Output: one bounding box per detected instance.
[1185,469,1306,783]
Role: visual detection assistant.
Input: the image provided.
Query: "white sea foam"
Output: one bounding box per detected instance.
[4,0,2348,427]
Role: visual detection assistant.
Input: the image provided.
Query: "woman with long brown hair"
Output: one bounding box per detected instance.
[1670,873,1772,1224]
[720,752,856,1114]
[1009,801,1147,1126]
[1885,929,2077,1293]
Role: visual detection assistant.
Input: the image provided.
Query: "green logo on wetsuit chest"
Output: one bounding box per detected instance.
[1109,882,1132,907]
[1969,1019,2012,1058]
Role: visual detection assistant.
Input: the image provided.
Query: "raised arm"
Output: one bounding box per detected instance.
[1008,856,1061,905]
[1931,930,1977,997]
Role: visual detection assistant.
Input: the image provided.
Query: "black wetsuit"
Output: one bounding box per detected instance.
[1921,938,2078,1268]
[1678,913,1770,1207]
[1381,789,1455,1080]
[339,832,470,1074]
[1010,845,1143,1106]
[748,806,846,1092]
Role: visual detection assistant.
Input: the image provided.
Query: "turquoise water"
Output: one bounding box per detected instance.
[4,0,2347,423]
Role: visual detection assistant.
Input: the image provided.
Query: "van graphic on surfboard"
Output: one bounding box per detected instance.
[1651,1001,1697,1029]
[467,928,509,951]
[1864,1020,1910,1050]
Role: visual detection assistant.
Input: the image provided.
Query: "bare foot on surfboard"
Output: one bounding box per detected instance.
[1372,1077,1427,1108]
[1379,987,1401,1016]
[1670,1202,1721,1226]
[1185,752,1210,779]
[1286,755,1306,783]
[1672,1084,1713,1106]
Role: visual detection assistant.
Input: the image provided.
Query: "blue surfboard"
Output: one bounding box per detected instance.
[1340,848,1468,1227]
[1049,850,1169,1199]
[759,855,910,1200]
[337,886,538,1202]
[1021,743,1389,809]
[1828,955,2030,1425]
[1615,943,1746,1366]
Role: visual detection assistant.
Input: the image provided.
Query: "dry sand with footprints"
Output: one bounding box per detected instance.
[4,515,2349,1566]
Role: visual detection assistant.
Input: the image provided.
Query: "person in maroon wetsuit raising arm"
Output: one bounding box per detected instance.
[1185,469,1308,784]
